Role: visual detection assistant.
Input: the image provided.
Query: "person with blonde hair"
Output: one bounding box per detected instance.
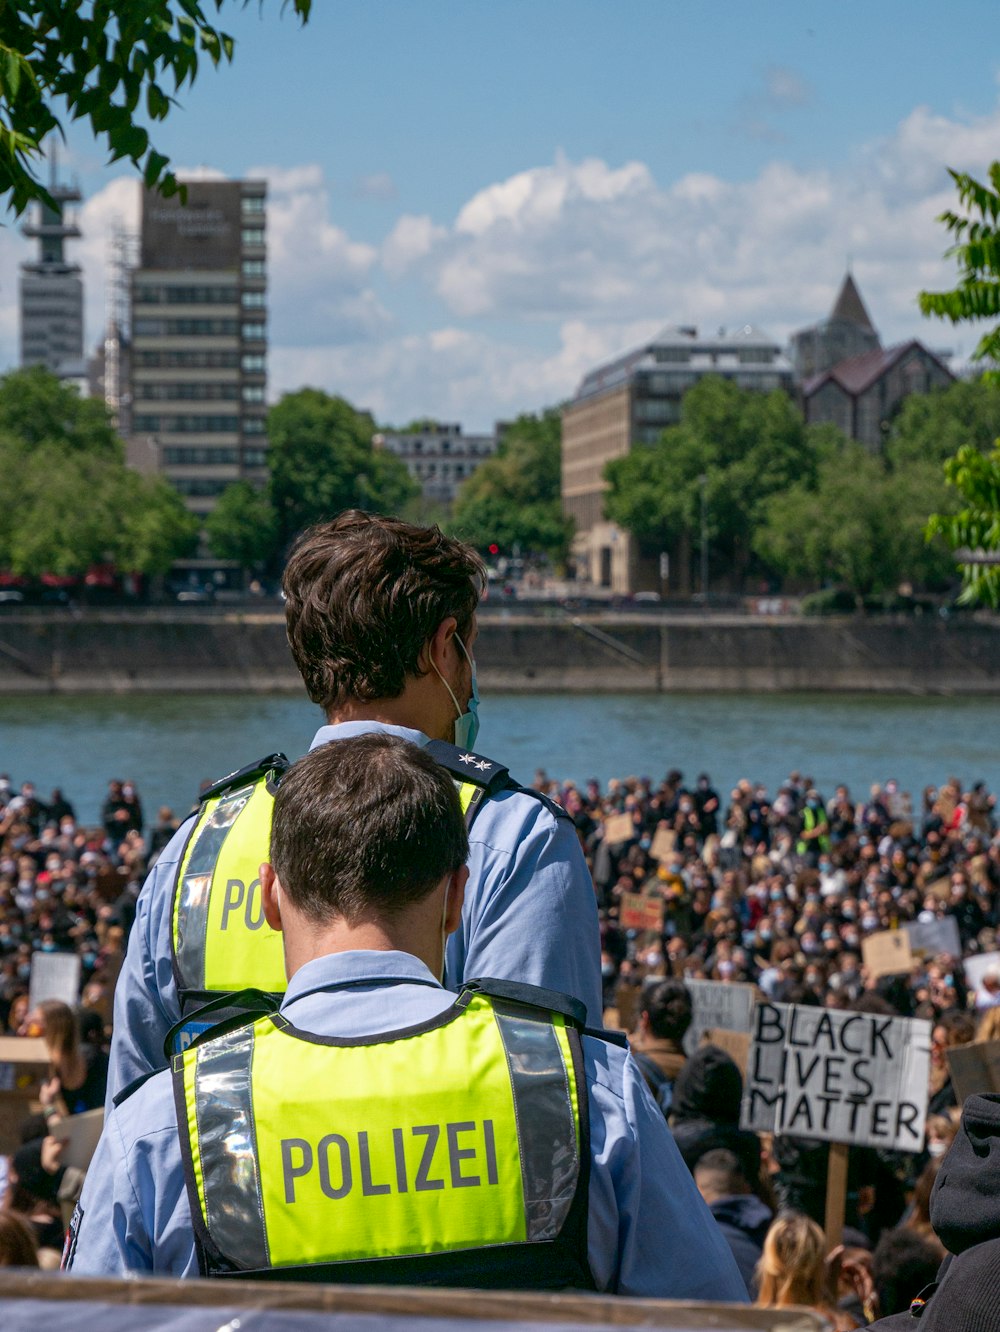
[755,1214,859,1329]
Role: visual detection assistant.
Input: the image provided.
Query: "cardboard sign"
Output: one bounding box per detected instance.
[29,951,81,1009]
[0,1036,49,1067]
[962,951,1000,993]
[861,930,914,979]
[741,1002,931,1151]
[905,916,962,959]
[947,1040,1000,1105]
[54,1106,105,1171]
[684,979,757,1056]
[603,812,635,845]
[619,892,664,932]
[926,875,953,903]
[650,827,676,863]
[702,1028,752,1075]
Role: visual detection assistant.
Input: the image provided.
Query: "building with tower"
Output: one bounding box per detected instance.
[20,169,85,384]
[127,177,268,517]
[789,273,881,382]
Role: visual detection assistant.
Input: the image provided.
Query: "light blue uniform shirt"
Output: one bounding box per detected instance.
[73,950,747,1302]
[107,721,602,1105]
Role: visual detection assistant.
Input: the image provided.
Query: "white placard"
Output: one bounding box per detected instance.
[963,951,1000,993]
[904,916,962,959]
[28,951,81,1010]
[741,1002,931,1151]
[684,979,757,1056]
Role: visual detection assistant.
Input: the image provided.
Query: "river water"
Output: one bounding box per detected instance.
[1,691,998,824]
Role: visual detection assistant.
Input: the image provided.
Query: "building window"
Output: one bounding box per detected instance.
[241,353,266,372]
[243,448,268,467]
[242,385,265,403]
[242,322,266,340]
[241,228,265,246]
[241,290,266,308]
[135,414,241,433]
[171,477,231,497]
[242,195,265,214]
[242,259,266,277]
[133,319,165,336]
[162,447,240,465]
[243,417,266,434]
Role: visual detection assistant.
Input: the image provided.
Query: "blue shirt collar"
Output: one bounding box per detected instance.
[310,720,429,751]
[282,949,444,1009]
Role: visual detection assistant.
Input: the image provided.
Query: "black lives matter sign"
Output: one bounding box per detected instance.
[741,1002,931,1151]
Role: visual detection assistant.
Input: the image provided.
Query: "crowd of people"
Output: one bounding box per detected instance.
[0,755,998,1319]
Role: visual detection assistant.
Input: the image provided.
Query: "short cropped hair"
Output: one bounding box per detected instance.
[282,510,486,712]
[269,733,469,925]
[641,978,693,1042]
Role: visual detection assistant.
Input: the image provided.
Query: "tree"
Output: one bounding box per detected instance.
[0,2,311,213]
[449,410,573,562]
[604,377,820,590]
[754,445,953,601]
[0,367,196,574]
[267,388,417,549]
[919,164,1000,604]
[206,481,278,568]
[886,376,1000,469]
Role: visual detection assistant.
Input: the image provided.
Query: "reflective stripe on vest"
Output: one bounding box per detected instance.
[173,991,586,1280]
[172,773,482,1012]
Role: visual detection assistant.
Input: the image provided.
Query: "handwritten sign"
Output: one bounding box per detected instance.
[603,813,635,845]
[904,916,962,960]
[684,979,757,1056]
[29,951,81,1010]
[861,930,913,979]
[741,1002,931,1151]
[962,951,1000,993]
[619,893,664,932]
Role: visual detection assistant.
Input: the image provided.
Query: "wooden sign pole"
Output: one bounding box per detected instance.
[824,1141,849,1251]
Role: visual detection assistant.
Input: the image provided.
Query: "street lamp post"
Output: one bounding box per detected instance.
[699,473,709,609]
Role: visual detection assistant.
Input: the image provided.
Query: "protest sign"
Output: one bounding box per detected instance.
[904,916,962,959]
[28,951,81,1010]
[741,1002,931,1152]
[619,892,664,932]
[947,1040,1000,1105]
[603,813,634,845]
[962,951,1000,994]
[861,930,913,979]
[55,1107,105,1171]
[702,1028,751,1075]
[926,876,953,903]
[684,979,757,1057]
[649,827,676,863]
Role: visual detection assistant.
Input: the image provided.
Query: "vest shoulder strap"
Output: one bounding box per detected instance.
[198,752,290,803]
[424,739,510,794]
[461,976,587,1030]
[165,987,283,1061]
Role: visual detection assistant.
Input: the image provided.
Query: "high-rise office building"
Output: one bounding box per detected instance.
[20,174,85,381]
[374,422,498,506]
[127,178,267,517]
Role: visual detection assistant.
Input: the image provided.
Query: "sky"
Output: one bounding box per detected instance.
[4,0,1000,429]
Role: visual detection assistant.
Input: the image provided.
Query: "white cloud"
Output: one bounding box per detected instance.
[763,65,811,109]
[355,171,397,202]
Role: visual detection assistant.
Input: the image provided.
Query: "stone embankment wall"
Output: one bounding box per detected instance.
[0,611,998,694]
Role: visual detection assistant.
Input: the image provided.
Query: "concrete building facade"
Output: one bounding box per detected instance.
[374,422,498,506]
[20,179,85,380]
[127,178,268,517]
[562,325,793,592]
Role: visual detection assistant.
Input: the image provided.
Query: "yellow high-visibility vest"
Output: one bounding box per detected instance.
[173,982,593,1289]
[169,742,510,1046]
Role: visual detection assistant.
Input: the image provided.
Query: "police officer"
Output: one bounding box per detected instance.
[69,734,746,1300]
[107,512,601,1101]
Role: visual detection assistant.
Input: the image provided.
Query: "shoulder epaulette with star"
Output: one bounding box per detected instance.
[424,739,511,795]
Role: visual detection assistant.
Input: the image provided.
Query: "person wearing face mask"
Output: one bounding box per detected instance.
[69,735,747,1303]
[107,511,601,1104]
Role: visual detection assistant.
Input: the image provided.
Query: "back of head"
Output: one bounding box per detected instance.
[872,1228,941,1317]
[672,1044,743,1123]
[282,511,485,712]
[694,1147,748,1202]
[756,1213,825,1309]
[38,999,77,1061]
[641,978,693,1043]
[0,1211,39,1267]
[270,732,469,925]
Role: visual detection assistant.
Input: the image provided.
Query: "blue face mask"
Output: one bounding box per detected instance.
[435,633,480,750]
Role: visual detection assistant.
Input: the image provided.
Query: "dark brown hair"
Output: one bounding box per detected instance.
[0,1211,39,1267]
[270,732,468,925]
[282,510,486,711]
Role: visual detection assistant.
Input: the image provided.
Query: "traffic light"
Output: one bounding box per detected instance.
[488,543,500,556]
